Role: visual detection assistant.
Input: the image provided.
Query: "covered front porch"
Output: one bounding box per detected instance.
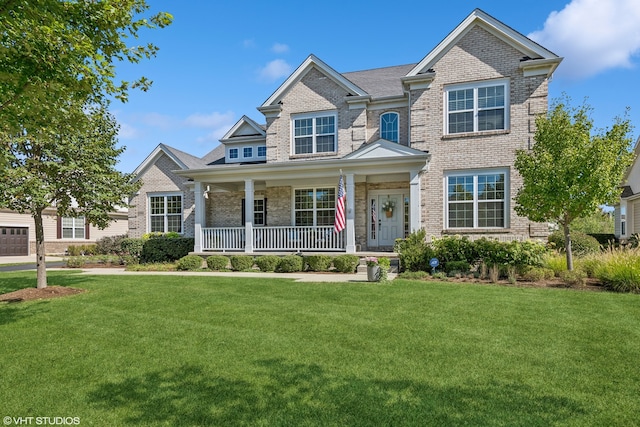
[177,140,431,254]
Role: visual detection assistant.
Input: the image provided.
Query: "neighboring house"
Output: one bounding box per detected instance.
[614,136,640,240]
[0,208,128,256]
[129,9,562,254]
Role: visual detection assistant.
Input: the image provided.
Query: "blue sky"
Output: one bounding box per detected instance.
[112,0,640,173]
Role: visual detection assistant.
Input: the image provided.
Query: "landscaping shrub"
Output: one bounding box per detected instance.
[559,270,586,286]
[65,257,85,268]
[594,247,640,293]
[140,236,194,263]
[377,257,391,282]
[394,229,433,272]
[548,231,600,255]
[544,253,567,277]
[230,255,254,271]
[177,255,204,271]
[397,271,431,280]
[444,260,470,275]
[67,244,97,256]
[332,254,360,273]
[304,255,333,272]
[121,238,144,258]
[588,233,616,247]
[521,267,555,282]
[206,255,229,271]
[95,234,127,255]
[276,255,304,273]
[432,235,476,264]
[255,255,280,272]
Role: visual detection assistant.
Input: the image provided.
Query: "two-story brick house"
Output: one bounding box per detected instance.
[128,9,562,254]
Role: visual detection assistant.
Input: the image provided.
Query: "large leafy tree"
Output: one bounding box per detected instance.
[515,98,634,271]
[0,0,171,288]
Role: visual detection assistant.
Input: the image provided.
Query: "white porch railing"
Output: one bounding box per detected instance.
[201,226,344,251]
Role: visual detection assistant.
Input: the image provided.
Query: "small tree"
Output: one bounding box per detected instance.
[515,97,634,270]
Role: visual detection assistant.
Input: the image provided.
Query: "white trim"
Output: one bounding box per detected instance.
[220,115,265,142]
[290,111,338,156]
[380,111,400,143]
[407,9,561,77]
[291,186,337,227]
[147,192,184,234]
[132,144,188,180]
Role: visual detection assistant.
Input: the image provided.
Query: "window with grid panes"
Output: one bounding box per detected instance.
[446,171,506,229]
[62,217,85,239]
[446,80,507,134]
[293,113,336,155]
[294,188,335,226]
[149,194,183,233]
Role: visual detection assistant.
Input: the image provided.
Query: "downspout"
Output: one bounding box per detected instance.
[404,89,411,147]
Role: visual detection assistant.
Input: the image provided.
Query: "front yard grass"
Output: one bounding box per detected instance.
[1,271,639,426]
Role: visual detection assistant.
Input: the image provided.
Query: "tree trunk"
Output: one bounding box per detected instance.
[563,222,574,272]
[33,208,47,289]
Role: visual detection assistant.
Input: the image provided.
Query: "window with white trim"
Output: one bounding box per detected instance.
[257,146,267,158]
[380,112,399,143]
[294,188,335,226]
[446,171,507,228]
[446,80,508,134]
[229,148,238,159]
[62,217,85,239]
[149,194,183,233]
[243,147,253,158]
[293,113,336,155]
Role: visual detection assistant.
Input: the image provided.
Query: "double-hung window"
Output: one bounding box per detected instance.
[446,80,508,134]
[62,217,85,239]
[294,188,335,226]
[446,171,507,228]
[149,194,183,233]
[293,113,336,155]
[380,112,399,142]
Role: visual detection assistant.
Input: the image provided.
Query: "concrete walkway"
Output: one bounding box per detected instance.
[1,255,396,282]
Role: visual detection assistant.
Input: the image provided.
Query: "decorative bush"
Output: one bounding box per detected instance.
[140,236,194,263]
[67,244,97,256]
[276,255,304,273]
[397,271,431,280]
[377,257,391,281]
[304,255,333,272]
[432,235,477,264]
[559,270,587,286]
[255,255,280,272]
[177,255,204,271]
[95,234,127,255]
[544,253,567,277]
[548,230,601,256]
[120,238,144,258]
[394,230,433,272]
[230,255,254,271]
[521,267,555,282]
[444,260,470,274]
[206,255,229,271]
[65,257,85,268]
[332,255,360,273]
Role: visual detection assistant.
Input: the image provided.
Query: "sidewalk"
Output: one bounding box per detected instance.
[1,255,396,282]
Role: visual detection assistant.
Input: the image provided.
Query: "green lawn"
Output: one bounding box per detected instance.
[1,271,639,426]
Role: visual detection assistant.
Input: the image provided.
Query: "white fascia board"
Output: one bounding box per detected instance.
[260,54,368,108]
[132,144,188,181]
[520,58,562,77]
[220,115,265,142]
[408,9,561,76]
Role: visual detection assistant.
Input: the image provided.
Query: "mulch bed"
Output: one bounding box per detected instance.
[0,286,85,303]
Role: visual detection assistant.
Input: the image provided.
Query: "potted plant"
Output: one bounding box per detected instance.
[365,257,390,282]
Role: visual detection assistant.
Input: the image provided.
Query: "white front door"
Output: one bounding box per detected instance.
[369,193,405,247]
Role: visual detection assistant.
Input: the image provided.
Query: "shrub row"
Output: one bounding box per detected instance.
[395,230,548,273]
[176,254,362,273]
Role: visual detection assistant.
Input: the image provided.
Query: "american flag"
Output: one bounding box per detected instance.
[334,175,346,234]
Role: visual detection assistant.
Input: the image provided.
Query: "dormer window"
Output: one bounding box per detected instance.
[258,146,267,157]
[229,148,239,159]
[380,112,399,143]
[243,147,253,158]
[292,112,336,155]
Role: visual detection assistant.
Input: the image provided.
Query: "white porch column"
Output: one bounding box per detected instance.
[345,173,356,253]
[409,169,422,232]
[244,179,254,253]
[193,181,205,252]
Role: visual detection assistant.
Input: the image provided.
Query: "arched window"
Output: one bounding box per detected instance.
[380,112,399,143]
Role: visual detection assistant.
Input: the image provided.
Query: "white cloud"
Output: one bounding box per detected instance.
[528,0,640,79]
[257,59,292,82]
[183,111,235,128]
[243,39,256,49]
[271,43,289,54]
[116,121,139,139]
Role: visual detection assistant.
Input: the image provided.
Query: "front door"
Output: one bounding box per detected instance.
[369,193,405,248]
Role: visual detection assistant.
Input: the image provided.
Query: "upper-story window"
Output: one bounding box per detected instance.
[380,112,399,143]
[229,148,239,159]
[293,112,336,155]
[257,146,267,158]
[243,147,253,158]
[445,80,508,134]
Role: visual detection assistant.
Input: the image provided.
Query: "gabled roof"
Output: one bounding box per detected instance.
[220,115,266,143]
[407,8,562,77]
[343,139,429,160]
[259,54,368,110]
[132,143,219,181]
[343,64,416,99]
